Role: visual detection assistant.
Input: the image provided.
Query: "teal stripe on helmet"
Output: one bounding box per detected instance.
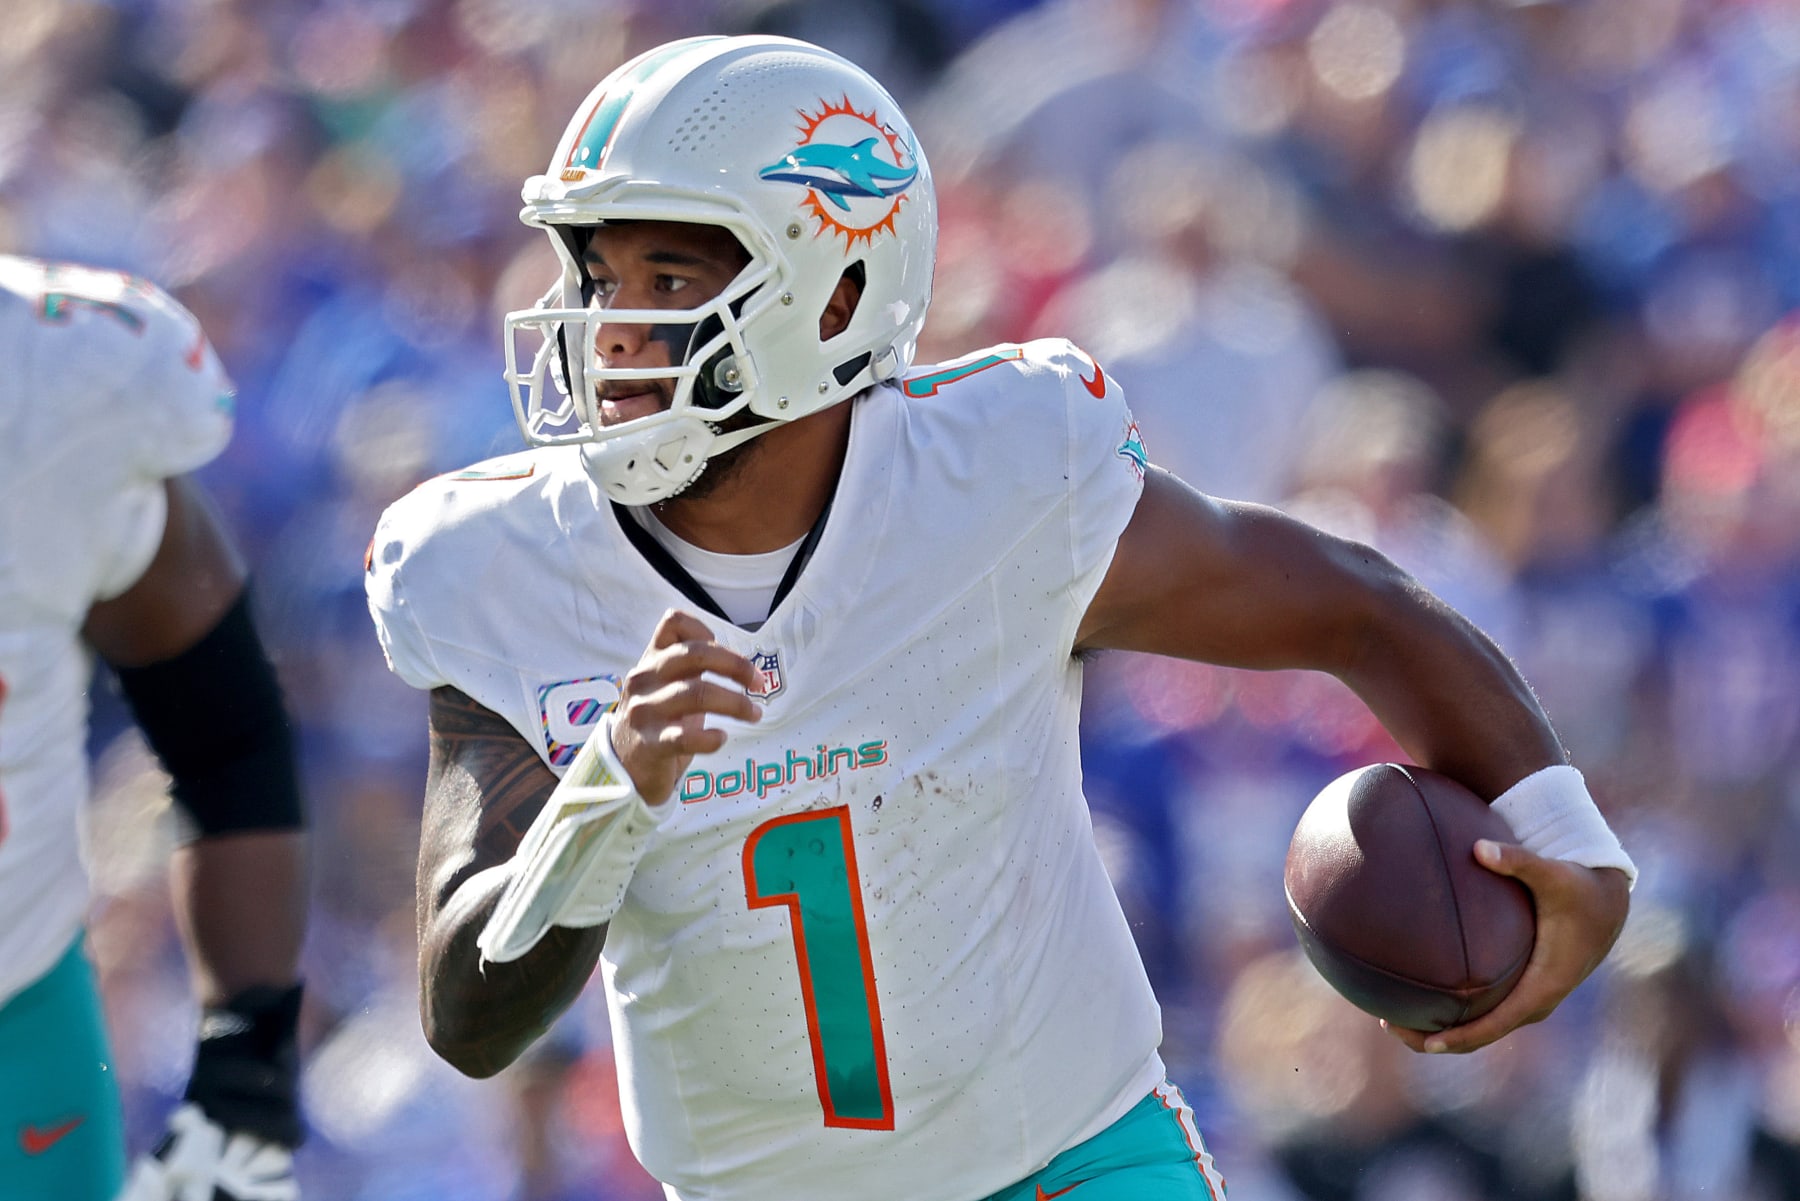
[565,37,726,171]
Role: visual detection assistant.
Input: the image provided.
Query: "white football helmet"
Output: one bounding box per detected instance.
[504,35,938,504]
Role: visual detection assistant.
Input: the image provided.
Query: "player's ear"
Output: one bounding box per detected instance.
[819,263,864,341]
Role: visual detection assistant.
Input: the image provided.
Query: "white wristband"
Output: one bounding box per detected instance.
[477,714,666,964]
[563,707,635,791]
[1489,764,1637,890]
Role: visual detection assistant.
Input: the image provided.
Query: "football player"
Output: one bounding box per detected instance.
[0,257,308,1201]
[367,36,1633,1201]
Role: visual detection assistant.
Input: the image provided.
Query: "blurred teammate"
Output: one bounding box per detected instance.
[0,257,308,1201]
[367,36,1633,1201]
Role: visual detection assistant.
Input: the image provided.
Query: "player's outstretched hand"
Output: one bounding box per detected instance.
[1383,839,1630,1055]
[612,609,762,804]
[116,1104,297,1201]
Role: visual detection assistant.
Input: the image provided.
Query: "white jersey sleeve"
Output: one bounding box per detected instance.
[0,256,236,605]
[365,503,448,693]
[116,271,237,484]
[895,337,1146,651]
[365,451,558,711]
[1043,338,1148,626]
[0,256,237,1005]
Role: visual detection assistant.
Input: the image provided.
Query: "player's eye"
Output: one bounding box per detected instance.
[656,275,691,296]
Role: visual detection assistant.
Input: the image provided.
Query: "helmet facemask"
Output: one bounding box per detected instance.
[504,219,783,504]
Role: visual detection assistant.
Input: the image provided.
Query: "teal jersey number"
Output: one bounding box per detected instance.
[743,806,895,1130]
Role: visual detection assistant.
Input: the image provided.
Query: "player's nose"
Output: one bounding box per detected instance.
[593,312,651,362]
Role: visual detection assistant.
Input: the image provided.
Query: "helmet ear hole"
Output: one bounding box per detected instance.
[820,261,866,343]
[822,262,869,387]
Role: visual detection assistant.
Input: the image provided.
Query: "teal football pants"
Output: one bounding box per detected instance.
[981,1081,1227,1201]
[0,934,127,1200]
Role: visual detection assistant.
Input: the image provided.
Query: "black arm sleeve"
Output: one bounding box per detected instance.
[113,590,305,839]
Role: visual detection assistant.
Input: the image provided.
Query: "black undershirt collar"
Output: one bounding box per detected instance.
[611,497,833,630]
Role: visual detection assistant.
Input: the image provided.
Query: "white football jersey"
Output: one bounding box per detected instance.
[368,339,1160,1201]
[0,257,235,1004]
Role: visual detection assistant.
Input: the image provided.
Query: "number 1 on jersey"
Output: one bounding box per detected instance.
[744,806,894,1130]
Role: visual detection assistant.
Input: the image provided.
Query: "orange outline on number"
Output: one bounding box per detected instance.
[743,805,895,1130]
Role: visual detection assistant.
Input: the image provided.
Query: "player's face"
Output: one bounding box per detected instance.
[580,221,751,426]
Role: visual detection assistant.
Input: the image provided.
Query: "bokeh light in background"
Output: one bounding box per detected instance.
[10,0,1800,1197]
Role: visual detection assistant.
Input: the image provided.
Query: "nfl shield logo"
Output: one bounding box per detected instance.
[748,648,785,701]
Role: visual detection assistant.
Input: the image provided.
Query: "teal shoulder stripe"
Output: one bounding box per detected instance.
[902,348,1025,398]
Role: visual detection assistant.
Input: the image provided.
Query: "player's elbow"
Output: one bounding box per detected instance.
[417,942,536,1078]
[1318,536,1426,674]
[432,1040,516,1080]
[414,870,601,1078]
[1331,536,1520,696]
[421,1002,529,1079]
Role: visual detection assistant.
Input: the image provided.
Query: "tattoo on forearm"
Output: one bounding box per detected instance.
[419,687,603,1074]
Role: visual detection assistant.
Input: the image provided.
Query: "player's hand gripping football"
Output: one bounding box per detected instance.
[610,609,763,804]
[117,985,304,1201]
[1383,841,1630,1055]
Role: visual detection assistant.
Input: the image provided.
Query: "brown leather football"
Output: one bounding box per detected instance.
[1284,763,1537,1032]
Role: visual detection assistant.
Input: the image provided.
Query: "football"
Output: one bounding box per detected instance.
[1284,763,1536,1032]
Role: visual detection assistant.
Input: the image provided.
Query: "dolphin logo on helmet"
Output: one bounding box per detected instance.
[758,139,919,211]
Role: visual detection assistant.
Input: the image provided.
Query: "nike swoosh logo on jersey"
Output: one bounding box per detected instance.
[1036,1182,1083,1200]
[20,1116,83,1155]
[1077,358,1106,399]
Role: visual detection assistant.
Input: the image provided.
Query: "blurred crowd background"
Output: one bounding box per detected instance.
[10,0,1800,1197]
